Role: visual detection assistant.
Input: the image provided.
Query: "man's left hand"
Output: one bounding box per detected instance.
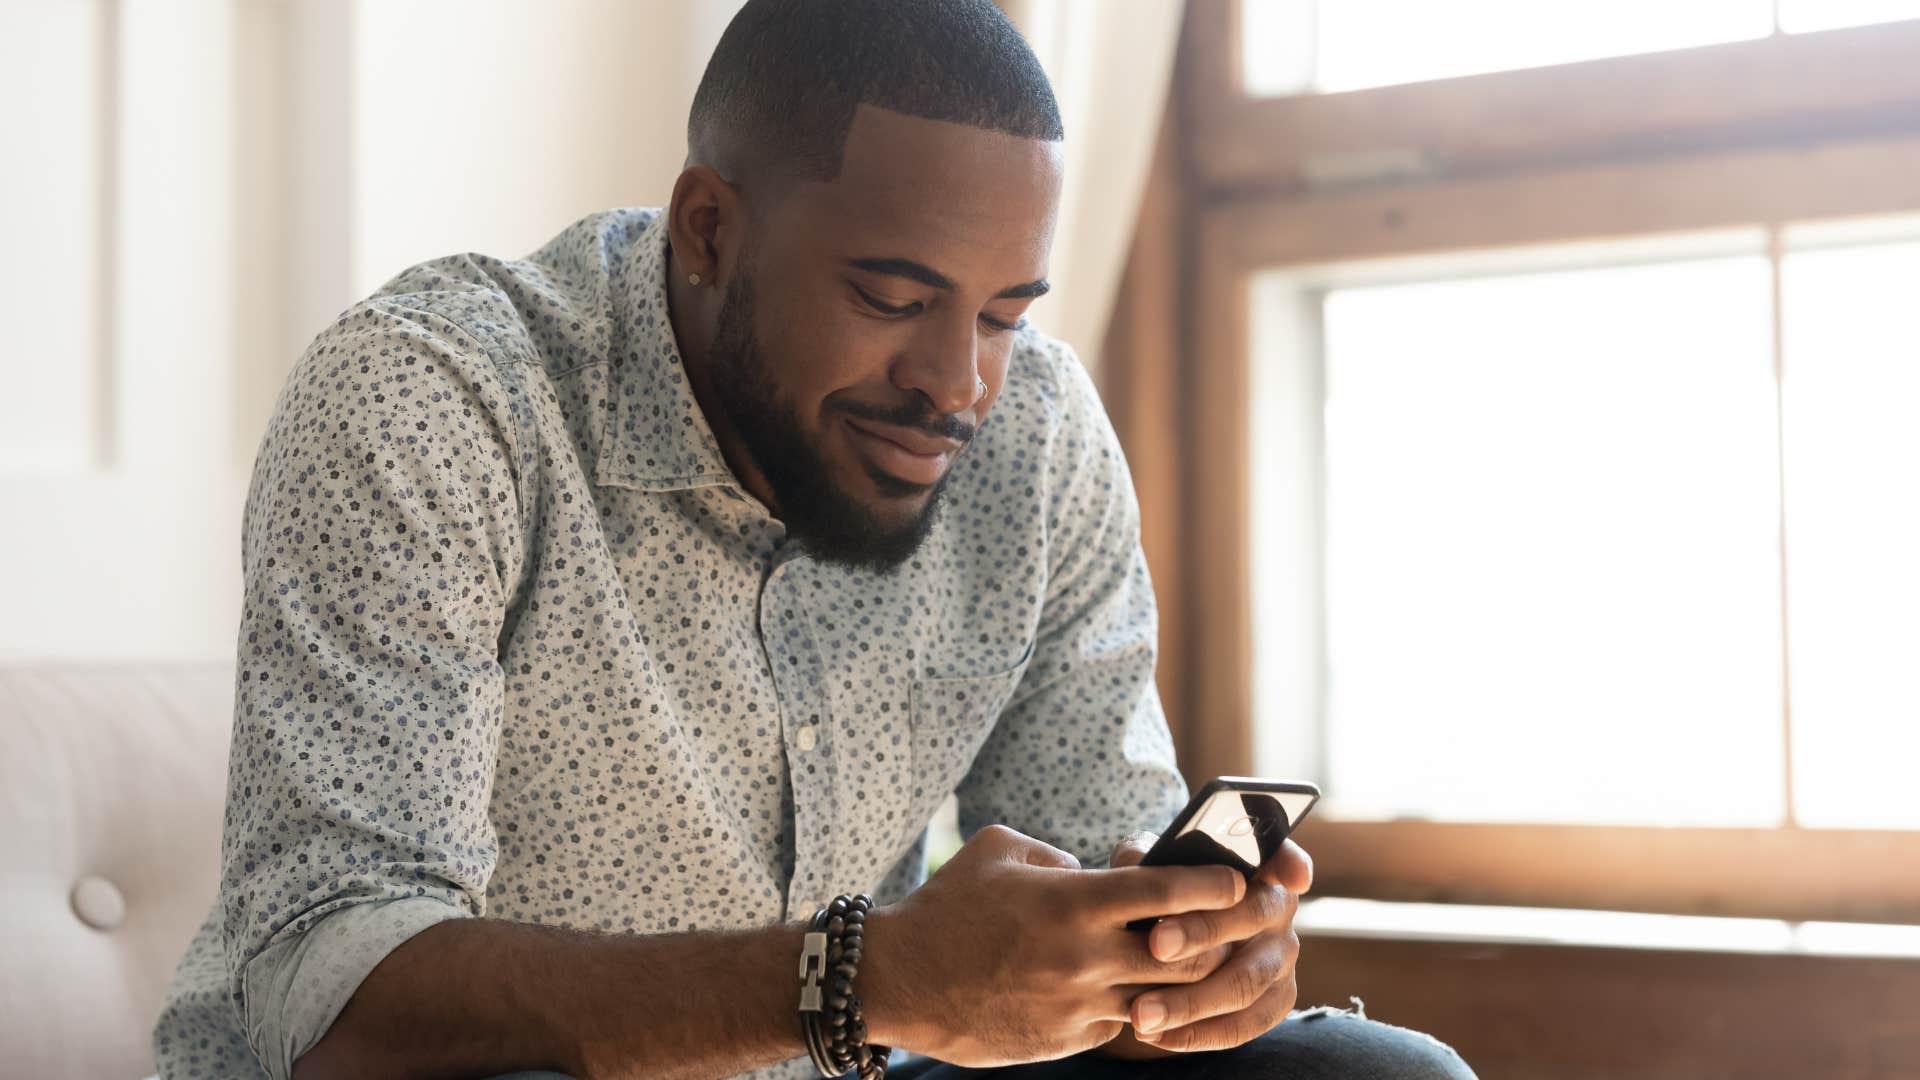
[1093,829,1313,1058]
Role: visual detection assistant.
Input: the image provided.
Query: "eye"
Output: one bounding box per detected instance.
[851,283,920,318]
[980,314,1025,335]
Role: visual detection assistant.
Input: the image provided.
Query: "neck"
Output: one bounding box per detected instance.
[664,248,781,513]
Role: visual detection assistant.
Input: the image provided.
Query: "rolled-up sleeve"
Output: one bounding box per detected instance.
[954,344,1189,869]
[220,298,531,1078]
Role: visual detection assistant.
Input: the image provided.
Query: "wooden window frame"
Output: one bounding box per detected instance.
[1295,932,1920,1076]
[1172,0,1920,924]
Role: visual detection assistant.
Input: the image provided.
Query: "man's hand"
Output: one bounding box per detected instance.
[1096,829,1313,1058]
[861,824,1248,1068]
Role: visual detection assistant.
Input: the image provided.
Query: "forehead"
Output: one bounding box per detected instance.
[771,105,1064,279]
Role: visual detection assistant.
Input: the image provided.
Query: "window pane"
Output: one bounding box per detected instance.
[1312,255,1784,825]
[1782,240,1920,830]
[1243,0,1772,96]
[1778,0,1920,33]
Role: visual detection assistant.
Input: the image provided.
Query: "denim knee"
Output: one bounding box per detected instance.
[1197,1006,1477,1080]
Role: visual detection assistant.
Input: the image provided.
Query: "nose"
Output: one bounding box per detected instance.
[890,309,980,416]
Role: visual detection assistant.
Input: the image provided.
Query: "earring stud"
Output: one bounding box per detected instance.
[688,273,701,286]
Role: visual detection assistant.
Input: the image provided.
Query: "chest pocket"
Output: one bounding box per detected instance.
[904,638,1037,849]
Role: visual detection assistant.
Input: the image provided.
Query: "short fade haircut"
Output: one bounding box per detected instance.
[687,0,1063,186]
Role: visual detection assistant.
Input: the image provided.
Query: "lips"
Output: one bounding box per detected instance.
[843,417,962,488]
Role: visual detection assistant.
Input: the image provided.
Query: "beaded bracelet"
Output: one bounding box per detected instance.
[797,892,890,1079]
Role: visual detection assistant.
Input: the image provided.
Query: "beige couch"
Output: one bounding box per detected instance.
[0,662,234,1080]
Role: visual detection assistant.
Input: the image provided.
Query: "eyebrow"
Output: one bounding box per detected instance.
[847,257,1050,301]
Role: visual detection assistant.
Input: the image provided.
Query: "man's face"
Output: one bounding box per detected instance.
[707,105,1063,572]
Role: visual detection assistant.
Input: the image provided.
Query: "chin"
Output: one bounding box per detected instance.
[790,466,945,574]
[868,467,939,500]
[855,474,937,529]
[778,443,953,573]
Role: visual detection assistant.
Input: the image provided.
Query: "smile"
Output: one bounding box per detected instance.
[843,417,960,488]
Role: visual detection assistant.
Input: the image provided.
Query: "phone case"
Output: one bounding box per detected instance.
[1124,776,1320,931]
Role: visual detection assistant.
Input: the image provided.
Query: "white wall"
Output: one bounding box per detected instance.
[346,0,742,296]
[2,0,245,661]
[0,0,1167,661]
[0,0,742,661]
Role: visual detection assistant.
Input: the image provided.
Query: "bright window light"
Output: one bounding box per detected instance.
[1300,898,1920,958]
[1777,0,1920,33]
[1296,898,1796,952]
[1795,920,1920,958]
[1242,0,1773,95]
[1781,239,1920,830]
[1310,254,1785,826]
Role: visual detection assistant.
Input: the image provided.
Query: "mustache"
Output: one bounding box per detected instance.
[833,396,977,444]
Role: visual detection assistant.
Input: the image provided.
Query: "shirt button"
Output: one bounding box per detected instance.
[796,726,818,752]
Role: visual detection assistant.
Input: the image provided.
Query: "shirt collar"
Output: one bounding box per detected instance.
[592,209,740,494]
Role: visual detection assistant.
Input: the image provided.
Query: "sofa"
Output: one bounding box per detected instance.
[0,661,235,1080]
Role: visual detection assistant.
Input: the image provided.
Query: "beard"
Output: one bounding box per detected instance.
[705,259,964,573]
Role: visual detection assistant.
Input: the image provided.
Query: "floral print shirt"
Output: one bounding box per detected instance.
[153,206,1187,1080]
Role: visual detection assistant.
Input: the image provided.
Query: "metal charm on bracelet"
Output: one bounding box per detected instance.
[798,906,840,1076]
[797,893,889,1079]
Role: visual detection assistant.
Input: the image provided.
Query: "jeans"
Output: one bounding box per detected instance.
[483,1000,1476,1080]
[885,1001,1476,1080]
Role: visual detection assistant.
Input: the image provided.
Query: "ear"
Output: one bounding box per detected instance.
[665,164,742,286]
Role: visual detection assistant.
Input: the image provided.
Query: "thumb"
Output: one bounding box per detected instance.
[1107,830,1159,869]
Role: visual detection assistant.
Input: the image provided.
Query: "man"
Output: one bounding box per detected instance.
[154,1,1475,1077]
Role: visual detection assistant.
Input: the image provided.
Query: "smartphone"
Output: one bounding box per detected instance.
[1123,776,1320,931]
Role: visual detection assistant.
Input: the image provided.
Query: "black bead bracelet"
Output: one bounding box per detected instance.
[798,892,890,1079]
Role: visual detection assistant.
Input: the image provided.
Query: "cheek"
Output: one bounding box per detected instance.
[806,326,912,410]
[760,296,902,411]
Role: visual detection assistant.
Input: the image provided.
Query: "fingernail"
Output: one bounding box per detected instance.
[1152,921,1185,961]
[1136,998,1166,1034]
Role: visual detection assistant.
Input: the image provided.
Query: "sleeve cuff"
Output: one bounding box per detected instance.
[241,896,469,1080]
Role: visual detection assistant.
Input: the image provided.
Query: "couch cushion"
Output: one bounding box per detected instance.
[0,662,233,1080]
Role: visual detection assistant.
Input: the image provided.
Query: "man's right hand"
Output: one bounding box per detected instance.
[859,823,1245,1067]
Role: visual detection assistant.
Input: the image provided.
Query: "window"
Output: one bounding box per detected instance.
[1781,229,1920,830]
[1245,0,1771,96]
[1255,243,1786,828]
[1242,0,1920,96]
[1169,0,1920,922]
[1779,0,1920,33]
[1251,224,1920,836]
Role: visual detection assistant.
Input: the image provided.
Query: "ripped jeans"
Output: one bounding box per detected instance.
[484,999,1477,1080]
